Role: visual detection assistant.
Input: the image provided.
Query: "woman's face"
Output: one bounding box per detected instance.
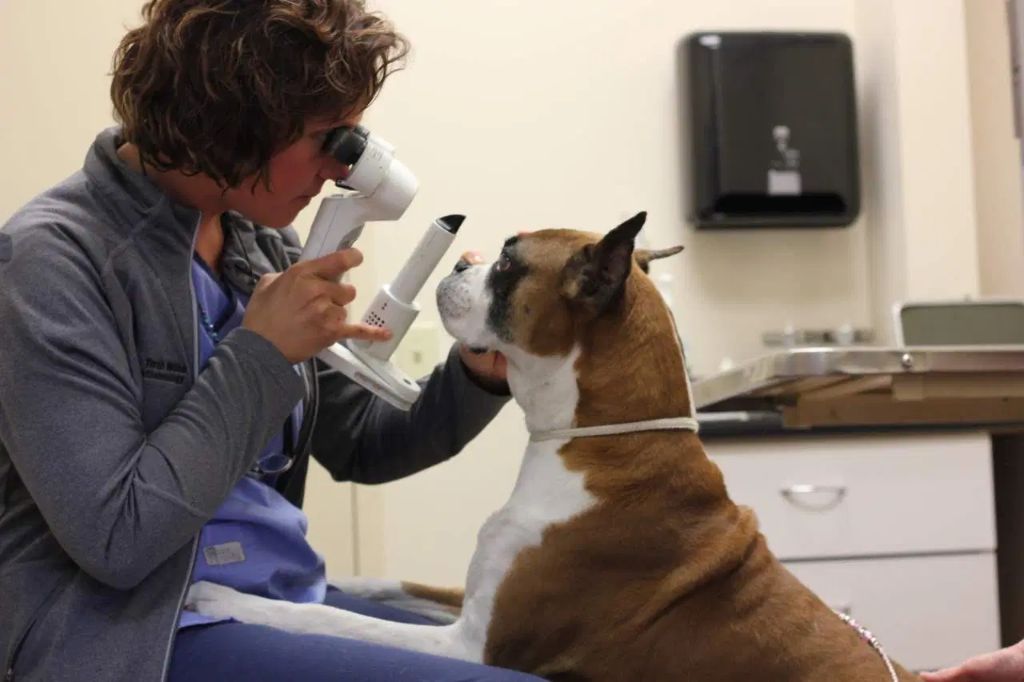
[224,112,363,228]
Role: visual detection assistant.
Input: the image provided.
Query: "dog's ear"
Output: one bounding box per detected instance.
[635,246,684,274]
[561,211,646,314]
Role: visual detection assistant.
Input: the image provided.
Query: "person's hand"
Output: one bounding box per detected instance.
[243,249,391,364]
[921,640,1024,682]
[456,250,508,393]
[459,344,508,393]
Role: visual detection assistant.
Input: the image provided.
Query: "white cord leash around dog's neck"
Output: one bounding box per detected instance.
[834,611,899,682]
[529,417,700,442]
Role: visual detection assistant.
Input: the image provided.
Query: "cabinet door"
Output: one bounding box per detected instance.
[707,432,995,559]
[787,553,1000,672]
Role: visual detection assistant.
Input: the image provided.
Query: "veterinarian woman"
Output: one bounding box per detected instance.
[0,2,539,680]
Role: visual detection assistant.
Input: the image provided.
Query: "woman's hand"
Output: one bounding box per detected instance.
[243,249,391,364]
[459,345,508,393]
[921,640,1024,682]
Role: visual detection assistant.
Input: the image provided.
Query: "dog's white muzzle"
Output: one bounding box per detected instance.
[436,264,497,350]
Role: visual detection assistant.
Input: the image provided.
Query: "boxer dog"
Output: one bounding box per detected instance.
[187,212,918,681]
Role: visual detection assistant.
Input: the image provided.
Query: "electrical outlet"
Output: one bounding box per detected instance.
[393,323,442,379]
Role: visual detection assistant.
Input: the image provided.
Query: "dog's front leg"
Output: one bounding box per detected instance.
[329,576,463,623]
[186,581,475,661]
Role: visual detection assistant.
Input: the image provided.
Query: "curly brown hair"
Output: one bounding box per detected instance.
[111,0,408,188]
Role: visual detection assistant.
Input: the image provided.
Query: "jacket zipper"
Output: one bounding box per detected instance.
[158,217,203,682]
[5,612,38,681]
[159,538,200,682]
[5,582,64,681]
[155,219,317,680]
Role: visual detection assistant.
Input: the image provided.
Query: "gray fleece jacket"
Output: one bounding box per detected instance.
[0,128,507,681]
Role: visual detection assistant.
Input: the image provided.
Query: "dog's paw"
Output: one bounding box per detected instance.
[184,580,235,616]
[185,581,265,623]
[328,577,461,625]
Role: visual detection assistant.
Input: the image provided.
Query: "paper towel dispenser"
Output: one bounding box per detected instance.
[682,32,860,229]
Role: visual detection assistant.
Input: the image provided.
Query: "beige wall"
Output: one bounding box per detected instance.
[2,1,1022,584]
[856,0,984,343]
[362,0,871,378]
[0,2,143,211]
[346,0,1010,584]
[966,0,1024,297]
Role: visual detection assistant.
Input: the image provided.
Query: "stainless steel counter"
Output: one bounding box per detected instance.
[693,346,1024,430]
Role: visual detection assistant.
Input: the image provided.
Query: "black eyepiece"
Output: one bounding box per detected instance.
[323,125,370,166]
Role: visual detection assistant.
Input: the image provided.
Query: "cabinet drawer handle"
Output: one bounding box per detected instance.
[780,484,847,510]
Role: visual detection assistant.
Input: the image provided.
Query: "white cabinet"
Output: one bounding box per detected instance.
[787,554,999,672]
[706,431,1000,672]
[709,431,996,559]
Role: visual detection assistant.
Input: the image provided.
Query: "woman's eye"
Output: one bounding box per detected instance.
[494,253,512,272]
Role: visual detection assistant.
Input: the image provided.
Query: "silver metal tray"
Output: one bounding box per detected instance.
[693,346,1024,429]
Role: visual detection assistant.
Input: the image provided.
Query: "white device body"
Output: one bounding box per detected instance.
[350,217,460,361]
[301,129,460,410]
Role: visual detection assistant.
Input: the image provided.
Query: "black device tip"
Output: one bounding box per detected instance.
[438,215,466,234]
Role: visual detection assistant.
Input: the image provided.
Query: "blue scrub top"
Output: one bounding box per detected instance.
[179,257,326,629]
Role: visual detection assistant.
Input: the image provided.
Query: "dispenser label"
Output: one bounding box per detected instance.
[768,170,802,195]
[768,125,802,195]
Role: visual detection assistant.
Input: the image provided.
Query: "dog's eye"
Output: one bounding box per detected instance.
[494,253,513,273]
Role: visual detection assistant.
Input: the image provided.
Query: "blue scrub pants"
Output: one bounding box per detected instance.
[168,588,542,681]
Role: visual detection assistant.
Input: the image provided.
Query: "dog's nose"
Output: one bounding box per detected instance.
[453,259,472,274]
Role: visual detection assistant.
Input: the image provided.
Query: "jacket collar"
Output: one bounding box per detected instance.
[83,127,202,239]
[83,127,286,295]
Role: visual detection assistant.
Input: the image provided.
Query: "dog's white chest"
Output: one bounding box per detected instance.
[456,439,595,655]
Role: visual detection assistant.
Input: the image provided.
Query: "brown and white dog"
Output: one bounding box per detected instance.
[187,212,919,681]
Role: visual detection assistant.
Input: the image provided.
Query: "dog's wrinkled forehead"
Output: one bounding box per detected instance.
[486,229,598,306]
[482,229,601,355]
[511,230,600,270]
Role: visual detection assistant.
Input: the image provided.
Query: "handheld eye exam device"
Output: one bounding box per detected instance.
[301,125,463,410]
